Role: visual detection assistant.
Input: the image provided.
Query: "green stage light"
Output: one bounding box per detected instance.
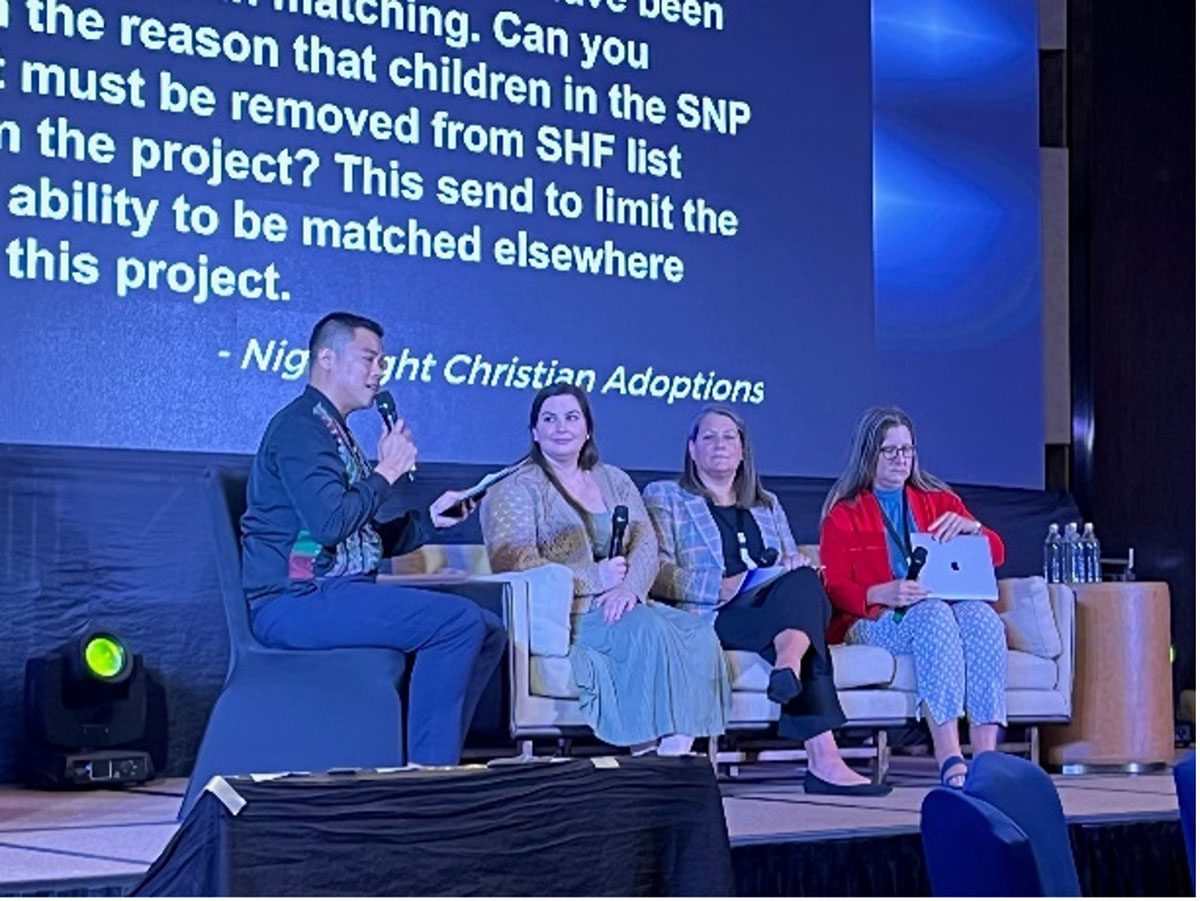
[24,626,154,788]
[83,635,127,681]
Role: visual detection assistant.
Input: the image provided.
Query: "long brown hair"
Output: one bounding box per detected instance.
[528,383,602,529]
[820,406,949,521]
[679,405,770,509]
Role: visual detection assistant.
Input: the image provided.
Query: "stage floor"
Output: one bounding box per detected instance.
[0,759,1183,896]
[721,757,1182,845]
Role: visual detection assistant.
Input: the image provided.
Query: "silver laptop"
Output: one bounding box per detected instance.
[910,533,999,601]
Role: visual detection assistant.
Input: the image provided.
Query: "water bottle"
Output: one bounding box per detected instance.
[1042,524,1063,583]
[1082,523,1101,582]
[1063,522,1082,583]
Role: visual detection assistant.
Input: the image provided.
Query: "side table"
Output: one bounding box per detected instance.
[1043,581,1175,773]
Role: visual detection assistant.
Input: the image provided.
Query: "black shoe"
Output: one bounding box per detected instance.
[804,771,893,796]
[766,667,803,706]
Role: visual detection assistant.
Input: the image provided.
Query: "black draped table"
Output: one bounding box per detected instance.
[134,756,734,896]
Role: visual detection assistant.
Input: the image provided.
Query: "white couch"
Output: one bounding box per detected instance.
[391,544,1076,777]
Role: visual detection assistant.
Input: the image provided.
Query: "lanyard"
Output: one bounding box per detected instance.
[881,490,913,563]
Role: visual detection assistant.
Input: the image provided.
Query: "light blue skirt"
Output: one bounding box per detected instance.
[569,600,730,747]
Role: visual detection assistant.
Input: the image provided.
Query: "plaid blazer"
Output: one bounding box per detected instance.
[642,479,798,619]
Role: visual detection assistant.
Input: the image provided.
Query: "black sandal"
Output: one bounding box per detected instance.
[939,755,968,788]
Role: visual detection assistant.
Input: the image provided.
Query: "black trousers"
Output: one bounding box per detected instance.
[714,568,846,743]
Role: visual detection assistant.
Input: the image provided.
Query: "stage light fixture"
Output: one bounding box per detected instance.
[82,633,130,682]
[23,626,154,789]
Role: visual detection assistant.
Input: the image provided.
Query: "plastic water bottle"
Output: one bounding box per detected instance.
[1063,522,1082,583]
[1043,524,1063,583]
[1082,523,1101,582]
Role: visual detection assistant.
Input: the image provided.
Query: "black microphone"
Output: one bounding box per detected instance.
[608,505,629,559]
[374,390,398,429]
[374,390,414,481]
[905,545,928,581]
[895,546,928,622]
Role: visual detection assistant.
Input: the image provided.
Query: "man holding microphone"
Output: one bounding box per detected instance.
[240,311,505,766]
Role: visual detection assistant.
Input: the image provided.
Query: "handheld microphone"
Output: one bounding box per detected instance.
[374,390,415,481]
[374,390,398,429]
[608,505,629,559]
[894,546,928,622]
[905,546,928,581]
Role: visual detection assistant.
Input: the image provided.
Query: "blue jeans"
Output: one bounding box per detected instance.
[251,576,506,765]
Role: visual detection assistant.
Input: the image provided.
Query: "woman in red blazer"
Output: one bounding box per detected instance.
[819,406,1007,788]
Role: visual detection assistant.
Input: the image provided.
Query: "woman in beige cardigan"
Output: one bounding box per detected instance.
[482,384,729,755]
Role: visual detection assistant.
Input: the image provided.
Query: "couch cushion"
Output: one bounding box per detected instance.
[532,654,953,726]
[888,650,1058,693]
[530,655,579,699]
[995,577,1062,659]
[725,651,771,692]
[714,645,896,692]
[534,643,900,702]
[728,686,911,726]
[1006,651,1059,690]
[832,644,897,688]
[728,689,777,725]
[837,689,912,723]
[1005,688,1070,721]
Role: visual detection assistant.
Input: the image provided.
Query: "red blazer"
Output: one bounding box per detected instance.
[819,486,1005,644]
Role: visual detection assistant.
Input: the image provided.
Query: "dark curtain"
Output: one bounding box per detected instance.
[730,818,1191,897]
[134,757,734,897]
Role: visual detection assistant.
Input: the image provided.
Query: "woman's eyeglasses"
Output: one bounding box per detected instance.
[879,445,915,461]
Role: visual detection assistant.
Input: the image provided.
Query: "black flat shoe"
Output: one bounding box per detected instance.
[766,667,803,706]
[804,771,893,796]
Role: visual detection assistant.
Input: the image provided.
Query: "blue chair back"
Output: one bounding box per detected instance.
[1175,752,1196,889]
[921,787,1043,896]
[964,751,1081,895]
[180,469,406,818]
[921,752,1081,896]
[208,469,257,668]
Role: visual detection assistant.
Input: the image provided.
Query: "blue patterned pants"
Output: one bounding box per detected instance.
[845,599,1007,726]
